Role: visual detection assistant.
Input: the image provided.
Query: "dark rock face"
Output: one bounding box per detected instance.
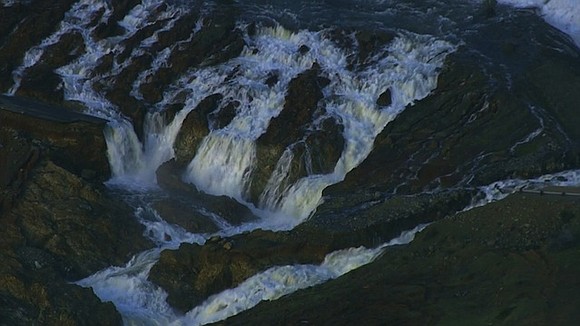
[139,11,245,104]
[222,193,580,325]
[376,88,392,107]
[152,197,219,235]
[7,159,151,279]
[15,32,86,105]
[174,94,222,166]
[250,65,343,204]
[0,95,111,180]
[354,29,396,66]
[0,0,77,93]
[0,96,152,325]
[314,50,577,234]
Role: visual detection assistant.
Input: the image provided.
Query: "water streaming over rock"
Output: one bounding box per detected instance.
[4,0,580,324]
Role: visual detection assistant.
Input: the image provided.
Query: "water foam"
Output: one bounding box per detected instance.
[497,0,580,48]
[78,224,426,325]
[180,26,455,228]
[466,169,580,210]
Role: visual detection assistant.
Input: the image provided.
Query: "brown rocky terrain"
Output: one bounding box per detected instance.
[0,96,152,325]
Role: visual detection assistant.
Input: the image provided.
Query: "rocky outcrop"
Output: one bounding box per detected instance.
[0,95,152,325]
[250,65,343,204]
[173,94,222,166]
[0,95,111,180]
[15,31,86,105]
[149,229,336,313]
[6,159,151,279]
[313,50,577,233]
[156,159,259,227]
[221,192,580,325]
[139,10,245,104]
[0,0,77,93]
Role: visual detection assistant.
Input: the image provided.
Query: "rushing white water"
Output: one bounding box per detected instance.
[77,224,426,325]
[466,169,580,210]
[50,0,189,187]
[77,205,206,325]
[267,33,454,223]
[497,0,580,48]
[178,26,455,227]
[174,224,426,326]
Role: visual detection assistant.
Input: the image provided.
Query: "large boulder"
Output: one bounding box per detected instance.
[250,65,343,204]
[173,94,222,166]
[148,229,336,313]
[0,95,111,180]
[156,159,259,227]
[0,95,111,181]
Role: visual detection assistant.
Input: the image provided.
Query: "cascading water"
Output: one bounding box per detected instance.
[177,26,456,227]
[5,0,458,321]
[7,0,580,324]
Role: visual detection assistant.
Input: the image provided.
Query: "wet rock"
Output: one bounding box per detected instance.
[0,95,111,181]
[139,11,245,103]
[0,267,122,325]
[15,32,86,105]
[376,88,392,107]
[152,198,219,234]
[0,129,36,214]
[210,100,239,130]
[223,193,580,325]
[156,159,259,226]
[0,98,150,324]
[527,57,580,144]
[0,0,77,92]
[15,64,65,104]
[100,54,153,140]
[92,0,143,39]
[304,116,345,175]
[149,229,335,313]
[481,0,498,18]
[174,93,223,166]
[7,159,152,279]
[251,65,340,203]
[264,71,279,87]
[321,50,575,206]
[355,29,396,66]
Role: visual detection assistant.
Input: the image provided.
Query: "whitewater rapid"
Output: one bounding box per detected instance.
[10,0,456,227]
[7,0,580,324]
[77,224,427,325]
